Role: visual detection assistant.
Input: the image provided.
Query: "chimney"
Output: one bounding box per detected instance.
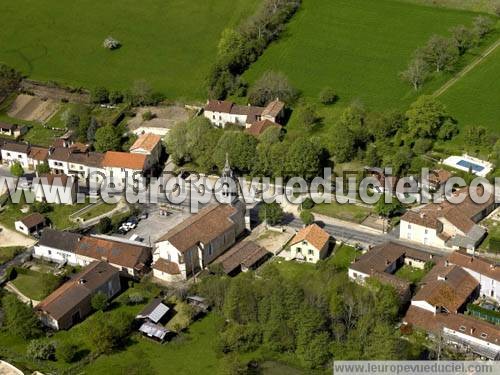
[445,260,449,267]
[420,213,426,219]
[101,256,108,262]
[78,278,86,285]
[437,275,447,281]
[470,327,475,335]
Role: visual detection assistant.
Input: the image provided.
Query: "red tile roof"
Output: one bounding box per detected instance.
[153,258,180,275]
[102,151,147,170]
[290,224,330,252]
[448,251,500,282]
[245,119,281,137]
[130,133,161,153]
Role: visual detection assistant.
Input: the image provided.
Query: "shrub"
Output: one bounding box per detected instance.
[103,36,121,50]
[258,202,284,226]
[91,291,108,311]
[128,293,145,305]
[302,197,315,210]
[142,111,155,121]
[96,217,112,234]
[109,90,124,105]
[300,210,315,225]
[91,87,110,104]
[10,162,24,177]
[27,340,55,361]
[489,236,500,254]
[31,201,52,214]
[57,342,78,363]
[319,87,338,104]
[5,266,17,281]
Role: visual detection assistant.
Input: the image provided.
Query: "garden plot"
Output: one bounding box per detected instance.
[7,94,59,123]
[128,105,193,136]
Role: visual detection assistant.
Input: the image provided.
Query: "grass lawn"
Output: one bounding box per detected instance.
[0,0,260,101]
[244,0,485,112]
[22,125,66,147]
[395,264,428,284]
[312,201,372,223]
[79,202,118,221]
[11,269,52,301]
[398,0,499,13]
[0,246,24,265]
[440,44,500,138]
[330,244,360,270]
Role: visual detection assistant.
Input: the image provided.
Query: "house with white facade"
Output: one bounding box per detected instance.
[1,142,30,168]
[404,256,500,360]
[14,213,46,236]
[288,224,330,263]
[203,99,285,129]
[34,229,151,277]
[102,151,148,191]
[400,187,496,251]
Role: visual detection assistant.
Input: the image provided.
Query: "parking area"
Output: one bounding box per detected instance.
[111,204,191,244]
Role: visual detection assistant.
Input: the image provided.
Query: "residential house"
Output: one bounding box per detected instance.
[403,256,500,360]
[211,241,270,276]
[1,142,30,168]
[36,261,121,330]
[102,151,148,190]
[288,224,330,263]
[400,186,496,251]
[426,169,452,191]
[348,242,439,302]
[447,251,500,302]
[34,174,77,204]
[14,213,46,236]
[33,229,151,277]
[28,146,49,170]
[130,133,162,166]
[0,122,27,138]
[153,201,246,281]
[203,99,284,129]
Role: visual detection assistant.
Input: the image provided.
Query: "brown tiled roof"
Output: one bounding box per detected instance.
[245,119,281,137]
[19,213,45,229]
[2,141,29,153]
[231,104,263,124]
[0,122,16,130]
[371,271,411,298]
[204,100,234,113]
[76,236,151,269]
[69,142,89,153]
[404,306,500,347]
[38,228,82,252]
[261,99,285,118]
[28,146,49,161]
[414,261,479,313]
[212,241,269,274]
[37,261,118,320]
[102,151,147,170]
[428,169,452,185]
[69,151,104,168]
[130,133,161,153]
[290,224,330,251]
[448,251,500,282]
[156,203,238,253]
[153,258,180,275]
[48,147,73,162]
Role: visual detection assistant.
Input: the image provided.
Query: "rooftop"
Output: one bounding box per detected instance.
[290,224,330,251]
[130,133,162,153]
[18,213,45,229]
[102,151,147,170]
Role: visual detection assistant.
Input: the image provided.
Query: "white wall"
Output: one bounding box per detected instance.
[204,110,247,128]
[1,150,29,168]
[289,240,326,263]
[33,245,79,265]
[14,221,29,236]
[460,266,500,303]
[443,327,500,354]
[400,219,443,247]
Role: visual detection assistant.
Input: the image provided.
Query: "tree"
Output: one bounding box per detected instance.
[300,210,315,225]
[465,126,487,149]
[406,96,447,138]
[91,87,110,104]
[374,198,402,218]
[0,64,22,97]
[109,90,124,105]
[31,201,52,214]
[302,197,315,210]
[88,313,115,354]
[319,87,338,104]
[87,117,99,143]
[91,291,108,311]
[284,138,322,179]
[142,110,154,121]
[213,131,258,173]
[259,202,284,226]
[495,4,500,17]
[27,340,55,361]
[96,217,112,234]
[297,103,319,126]
[128,80,161,106]
[400,57,429,90]
[248,71,297,106]
[258,126,282,144]
[10,162,24,177]
[66,113,80,130]
[1,294,41,339]
[94,125,121,152]
[413,138,433,155]
[57,342,78,363]
[36,163,50,175]
[41,273,62,297]
[473,16,494,39]
[421,35,458,72]
[450,25,475,55]
[330,125,357,163]
[437,120,459,140]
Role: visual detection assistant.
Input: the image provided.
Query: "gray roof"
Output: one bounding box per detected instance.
[447,225,487,249]
[38,228,81,252]
[136,298,169,323]
[139,321,170,341]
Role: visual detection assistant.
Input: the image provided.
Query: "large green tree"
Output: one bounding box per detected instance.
[1,294,41,339]
[94,125,121,152]
[405,96,448,139]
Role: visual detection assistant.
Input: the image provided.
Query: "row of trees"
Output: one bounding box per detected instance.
[166,116,327,179]
[0,64,22,98]
[90,80,164,107]
[208,0,301,99]
[194,261,415,370]
[401,16,495,90]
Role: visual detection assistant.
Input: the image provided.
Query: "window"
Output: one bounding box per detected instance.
[424,229,428,234]
[408,224,412,229]
[296,247,302,253]
[6,152,10,157]
[480,333,488,339]
[18,155,22,159]
[308,249,314,255]
[48,250,52,255]
[219,116,221,120]
[459,326,466,332]
[212,115,215,120]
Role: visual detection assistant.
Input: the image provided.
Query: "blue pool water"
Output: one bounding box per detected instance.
[457,159,484,172]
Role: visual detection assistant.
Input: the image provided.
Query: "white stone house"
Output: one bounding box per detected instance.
[1,142,30,168]
[129,133,162,166]
[102,151,148,191]
[14,213,46,236]
[288,224,330,263]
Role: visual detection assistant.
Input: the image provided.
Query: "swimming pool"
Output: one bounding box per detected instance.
[457,159,485,173]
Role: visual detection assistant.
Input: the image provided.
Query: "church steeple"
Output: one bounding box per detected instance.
[221,154,239,203]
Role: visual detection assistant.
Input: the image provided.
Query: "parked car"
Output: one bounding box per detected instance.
[138,212,148,220]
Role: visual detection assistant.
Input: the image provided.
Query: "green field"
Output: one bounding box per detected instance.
[0,0,260,101]
[244,0,487,111]
[312,201,372,223]
[11,269,53,301]
[440,45,500,135]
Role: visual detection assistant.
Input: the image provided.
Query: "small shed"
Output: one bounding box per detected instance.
[187,296,209,312]
[14,213,46,236]
[136,298,170,323]
[138,321,170,343]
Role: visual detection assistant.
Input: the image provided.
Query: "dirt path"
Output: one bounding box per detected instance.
[434,38,500,97]
[0,224,36,247]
